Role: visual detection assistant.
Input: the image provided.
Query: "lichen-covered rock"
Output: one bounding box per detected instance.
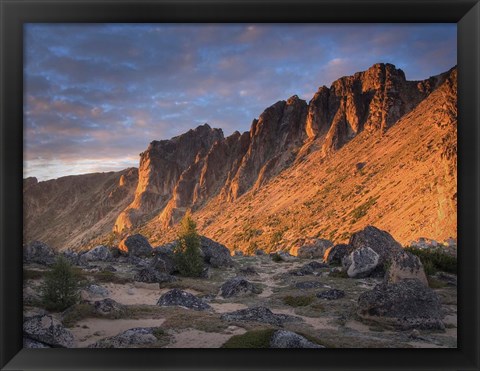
[290,238,333,259]
[84,284,110,298]
[23,315,74,348]
[316,289,345,300]
[221,306,301,327]
[79,245,113,263]
[200,236,233,268]
[157,289,211,311]
[88,327,160,348]
[385,250,428,286]
[23,241,56,265]
[349,226,402,264]
[93,298,126,316]
[289,261,328,276]
[294,281,325,290]
[134,267,177,284]
[220,277,260,298]
[270,330,324,348]
[150,249,176,274]
[118,234,153,257]
[357,279,444,330]
[346,247,380,278]
[323,244,352,265]
[23,337,51,348]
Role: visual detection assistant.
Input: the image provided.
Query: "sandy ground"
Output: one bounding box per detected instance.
[165,327,246,348]
[71,318,166,347]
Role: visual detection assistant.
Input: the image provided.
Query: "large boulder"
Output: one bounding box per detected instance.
[220,277,260,298]
[357,279,444,330]
[385,250,428,286]
[289,261,327,276]
[349,226,402,264]
[316,289,345,300]
[157,289,211,311]
[134,267,176,284]
[89,327,160,348]
[93,298,126,316]
[323,244,352,265]
[79,245,113,263]
[23,314,74,347]
[23,337,51,348]
[23,241,56,265]
[270,330,324,348]
[200,236,233,268]
[346,247,380,278]
[221,306,301,327]
[84,284,110,298]
[290,238,333,259]
[150,249,176,274]
[118,234,153,257]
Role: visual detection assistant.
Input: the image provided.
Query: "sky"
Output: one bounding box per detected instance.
[24,24,456,181]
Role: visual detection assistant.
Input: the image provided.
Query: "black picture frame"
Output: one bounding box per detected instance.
[1,0,479,370]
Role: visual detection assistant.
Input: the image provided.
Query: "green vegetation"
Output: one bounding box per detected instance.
[271,253,284,263]
[40,256,82,311]
[23,269,45,280]
[90,270,131,284]
[62,303,96,327]
[427,276,448,289]
[350,196,378,223]
[282,295,314,307]
[174,213,204,277]
[221,328,276,348]
[270,230,284,247]
[405,247,457,275]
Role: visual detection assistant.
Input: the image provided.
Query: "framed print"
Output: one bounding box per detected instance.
[1,0,479,370]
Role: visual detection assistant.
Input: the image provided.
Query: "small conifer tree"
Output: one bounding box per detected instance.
[40,256,80,311]
[174,213,204,277]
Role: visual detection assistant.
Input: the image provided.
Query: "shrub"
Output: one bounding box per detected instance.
[174,213,204,277]
[282,295,314,307]
[271,253,283,263]
[40,256,81,311]
[405,247,457,275]
[221,329,276,348]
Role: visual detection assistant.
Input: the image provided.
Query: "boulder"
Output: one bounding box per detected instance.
[79,245,113,263]
[255,249,266,256]
[23,314,74,348]
[221,306,301,327]
[62,250,80,265]
[385,250,428,286]
[234,250,244,256]
[23,241,56,265]
[323,244,352,265]
[200,236,234,268]
[349,226,402,264]
[289,261,328,276]
[294,281,325,290]
[134,267,177,284]
[118,234,153,257]
[84,284,110,298]
[157,289,211,311]
[89,327,159,348]
[270,330,324,348]
[93,298,126,316]
[150,250,176,274]
[23,337,51,348]
[220,277,260,298]
[357,279,444,330]
[346,247,380,278]
[290,238,333,259]
[316,289,345,300]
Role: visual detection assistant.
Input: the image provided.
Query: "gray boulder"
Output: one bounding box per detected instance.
[200,236,233,268]
[23,337,51,348]
[290,238,333,259]
[385,250,428,286]
[84,284,110,298]
[270,330,324,348]
[134,267,176,284]
[294,281,325,290]
[220,277,260,298]
[346,247,380,278]
[357,279,444,330]
[23,241,56,265]
[316,289,345,300]
[323,244,352,265]
[289,261,328,276]
[79,245,113,263]
[93,298,126,316]
[23,315,74,347]
[349,226,402,264]
[62,250,80,265]
[157,289,211,311]
[88,327,160,348]
[150,250,176,274]
[221,306,301,327]
[118,234,153,257]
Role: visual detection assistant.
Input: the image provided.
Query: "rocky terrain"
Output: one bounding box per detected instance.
[23,63,457,253]
[23,226,457,348]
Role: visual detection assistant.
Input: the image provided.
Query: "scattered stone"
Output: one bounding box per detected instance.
[79,245,113,263]
[316,289,345,300]
[409,237,439,249]
[157,289,211,311]
[88,327,160,348]
[23,337,51,348]
[408,329,421,339]
[255,249,266,256]
[233,250,244,257]
[290,238,333,259]
[385,250,428,286]
[220,277,260,298]
[23,286,42,306]
[23,314,74,348]
[23,241,56,265]
[93,298,126,316]
[238,266,258,276]
[323,244,352,265]
[357,279,445,330]
[200,236,234,268]
[349,226,402,264]
[118,234,153,257]
[105,265,117,272]
[150,250,176,274]
[291,261,328,276]
[85,284,110,298]
[294,281,325,290]
[62,250,80,265]
[346,247,380,278]
[270,330,324,348]
[221,306,301,327]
